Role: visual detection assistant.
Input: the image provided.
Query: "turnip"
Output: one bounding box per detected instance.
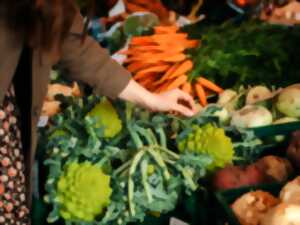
[246,86,272,105]
[276,84,300,118]
[217,89,238,106]
[231,105,273,128]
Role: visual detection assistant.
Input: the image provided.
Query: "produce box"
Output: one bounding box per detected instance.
[250,121,300,138]
[214,183,283,225]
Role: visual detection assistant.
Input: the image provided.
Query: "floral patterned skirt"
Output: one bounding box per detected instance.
[0,86,29,225]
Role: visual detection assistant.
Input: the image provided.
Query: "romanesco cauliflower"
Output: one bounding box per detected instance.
[86,98,122,138]
[57,162,112,222]
[178,124,234,170]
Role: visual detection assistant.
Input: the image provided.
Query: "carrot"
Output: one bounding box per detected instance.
[134,65,170,80]
[181,40,200,48]
[153,63,180,85]
[154,26,179,34]
[167,60,193,79]
[151,34,188,42]
[195,84,207,106]
[182,82,192,94]
[126,2,148,12]
[162,54,186,63]
[198,77,224,93]
[130,36,154,45]
[166,75,188,91]
[127,62,151,73]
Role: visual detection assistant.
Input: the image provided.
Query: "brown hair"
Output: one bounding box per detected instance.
[3,0,77,53]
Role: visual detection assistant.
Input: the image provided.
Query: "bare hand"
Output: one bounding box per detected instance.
[146,89,196,117]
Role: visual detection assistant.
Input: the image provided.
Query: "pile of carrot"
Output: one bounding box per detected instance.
[123,0,170,22]
[120,25,223,106]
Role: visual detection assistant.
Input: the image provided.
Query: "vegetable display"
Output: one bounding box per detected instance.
[42,96,215,225]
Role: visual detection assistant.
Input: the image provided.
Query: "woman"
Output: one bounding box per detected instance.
[0,0,195,224]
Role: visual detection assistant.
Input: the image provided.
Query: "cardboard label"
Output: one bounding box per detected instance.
[38,116,49,127]
[170,217,190,225]
[109,0,126,17]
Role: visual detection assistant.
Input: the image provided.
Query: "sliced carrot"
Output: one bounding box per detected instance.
[182,82,192,95]
[166,75,188,91]
[195,84,207,106]
[167,60,193,79]
[198,77,224,93]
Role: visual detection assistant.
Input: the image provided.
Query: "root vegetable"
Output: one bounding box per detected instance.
[255,156,294,183]
[260,203,300,225]
[246,86,272,105]
[213,165,265,190]
[217,89,238,106]
[276,84,300,118]
[280,176,300,205]
[231,191,279,225]
[231,105,273,128]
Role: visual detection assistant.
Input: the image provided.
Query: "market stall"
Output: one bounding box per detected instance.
[33,1,300,225]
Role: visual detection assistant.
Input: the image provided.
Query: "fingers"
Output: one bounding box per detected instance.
[173,103,194,117]
[174,89,196,112]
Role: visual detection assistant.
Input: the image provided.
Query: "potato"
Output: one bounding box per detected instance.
[280,176,300,205]
[255,156,293,183]
[213,165,265,190]
[260,203,300,225]
[232,191,279,225]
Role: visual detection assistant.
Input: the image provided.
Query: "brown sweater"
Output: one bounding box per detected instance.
[0,8,132,208]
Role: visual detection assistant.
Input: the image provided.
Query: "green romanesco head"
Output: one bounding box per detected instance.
[86,98,122,138]
[178,124,234,170]
[57,162,112,222]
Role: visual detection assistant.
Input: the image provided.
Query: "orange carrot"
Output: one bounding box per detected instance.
[127,62,152,73]
[134,71,157,80]
[166,75,188,91]
[168,60,193,79]
[154,63,180,85]
[182,82,192,94]
[198,77,223,93]
[154,26,179,34]
[134,65,170,80]
[162,54,186,63]
[195,84,207,106]
[130,36,154,45]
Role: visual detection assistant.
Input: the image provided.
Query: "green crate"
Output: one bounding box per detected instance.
[214,183,283,225]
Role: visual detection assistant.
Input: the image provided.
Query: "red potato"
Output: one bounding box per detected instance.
[213,165,265,191]
[255,156,294,183]
[287,131,300,171]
